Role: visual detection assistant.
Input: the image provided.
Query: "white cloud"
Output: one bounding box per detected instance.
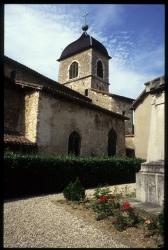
[5,4,164,99]
[5,4,79,81]
[109,64,155,99]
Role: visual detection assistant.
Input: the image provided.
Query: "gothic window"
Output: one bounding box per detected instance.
[97,60,103,78]
[69,61,78,79]
[108,128,117,156]
[68,131,81,156]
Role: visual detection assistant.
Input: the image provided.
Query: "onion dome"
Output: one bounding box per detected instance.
[57,32,111,61]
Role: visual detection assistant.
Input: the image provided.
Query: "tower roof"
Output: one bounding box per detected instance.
[57,32,111,61]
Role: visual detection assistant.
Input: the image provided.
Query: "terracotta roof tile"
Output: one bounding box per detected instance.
[4,134,36,146]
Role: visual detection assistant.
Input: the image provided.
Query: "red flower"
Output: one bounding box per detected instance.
[123,201,132,210]
[98,195,108,202]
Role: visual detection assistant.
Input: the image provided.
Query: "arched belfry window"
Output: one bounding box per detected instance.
[69,61,78,79]
[108,128,117,156]
[68,131,81,156]
[97,60,103,78]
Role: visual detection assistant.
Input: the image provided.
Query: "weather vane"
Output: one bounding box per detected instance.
[82,11,89,32]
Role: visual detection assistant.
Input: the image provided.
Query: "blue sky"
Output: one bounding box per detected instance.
[4,4,165,98]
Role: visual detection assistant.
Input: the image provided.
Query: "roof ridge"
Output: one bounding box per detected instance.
[89,35,92,46]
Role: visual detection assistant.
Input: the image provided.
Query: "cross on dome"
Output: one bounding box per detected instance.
[82,11,89,32]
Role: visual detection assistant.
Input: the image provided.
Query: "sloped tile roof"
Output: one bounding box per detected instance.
[58,32,111,61]
[4,134,36,146]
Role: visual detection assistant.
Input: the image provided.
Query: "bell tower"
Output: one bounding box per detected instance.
[57,19,111,95]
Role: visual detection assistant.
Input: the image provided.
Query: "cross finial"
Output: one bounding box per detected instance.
[82,11,89,32]
[82,11,88,26]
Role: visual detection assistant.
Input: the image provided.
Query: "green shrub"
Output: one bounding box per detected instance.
[91,187,122,220]
[112,202,140,231]
[4,152,144,198]
[63,177,86,201]
[158,211,164,236]
[112,211,128,231]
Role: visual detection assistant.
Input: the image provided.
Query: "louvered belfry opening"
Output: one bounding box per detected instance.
[68,131,81,156]
[69,61,78,79]
[97,60,103,78]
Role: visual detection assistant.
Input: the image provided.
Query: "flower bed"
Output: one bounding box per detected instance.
[63,182,164,248]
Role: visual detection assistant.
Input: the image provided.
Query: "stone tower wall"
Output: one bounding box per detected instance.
[58,48,110,93]
[63,77,92,96]
[87,89,112,110]
[58,49,92,84]
[91,50,109,92]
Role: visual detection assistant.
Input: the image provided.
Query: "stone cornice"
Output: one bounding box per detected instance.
[63,74,110,85]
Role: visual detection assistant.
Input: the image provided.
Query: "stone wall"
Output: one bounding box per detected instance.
[37,92,125,156]
[87,89,134,135]
[4,81,39,143]
[5,58,44,85]
[134,94,152,160]
[88,89,112,110]
[91,77,109,92]
[25,91,40,142]
[110,96,133,135]
[136,161,164,206]
[91,50,109,92]
[135,77,165,206]
[125,135,134,150]
[58,49,92,84]
[63,77,92,96]
[4,85,25,135]
[58,48,109,93]
[146,91,164,162]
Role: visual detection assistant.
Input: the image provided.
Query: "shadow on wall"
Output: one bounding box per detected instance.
[4,80,26,137]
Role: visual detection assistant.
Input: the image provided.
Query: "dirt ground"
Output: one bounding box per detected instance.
[54,199,159,248]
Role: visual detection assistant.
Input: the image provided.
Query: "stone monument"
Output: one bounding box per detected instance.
[136,77,165,206]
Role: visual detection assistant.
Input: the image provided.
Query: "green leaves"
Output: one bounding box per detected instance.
[4,152,144,198]
[63,177,86,201]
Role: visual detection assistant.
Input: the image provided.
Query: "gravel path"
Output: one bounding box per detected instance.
[4,188,132,248]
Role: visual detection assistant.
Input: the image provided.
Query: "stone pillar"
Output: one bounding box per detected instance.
[147,93,164,162]
[136,161,164,206]
[136,80,164,206]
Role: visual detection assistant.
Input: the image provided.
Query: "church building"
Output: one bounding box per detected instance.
[4,25,135,156]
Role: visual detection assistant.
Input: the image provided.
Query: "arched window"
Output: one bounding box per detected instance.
[108,128,117,156]
[97,60,103,78]
[69,61,78,79]
[68,131,81,156]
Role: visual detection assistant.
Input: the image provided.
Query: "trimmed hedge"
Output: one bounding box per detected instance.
[4,152,145,199]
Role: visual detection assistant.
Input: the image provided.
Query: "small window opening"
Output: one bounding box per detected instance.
[69,61,78,79]
[97,60,103,78]
[85,89,88,96]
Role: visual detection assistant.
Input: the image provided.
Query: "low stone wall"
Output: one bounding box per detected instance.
[86,183,136,198]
